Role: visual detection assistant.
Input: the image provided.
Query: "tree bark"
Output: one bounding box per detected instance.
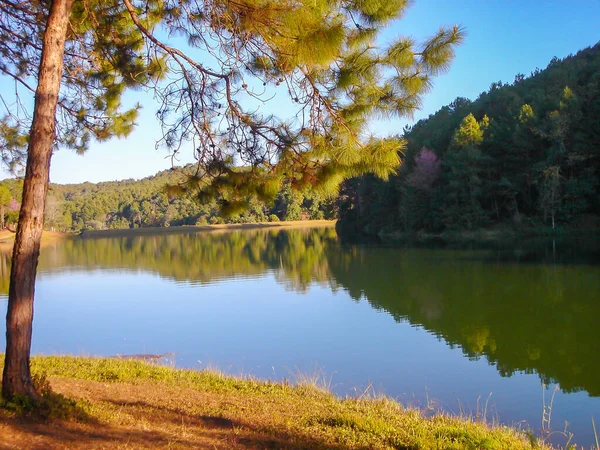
[2,0,74,400]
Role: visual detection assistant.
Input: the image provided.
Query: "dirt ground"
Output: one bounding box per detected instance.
[0,377,297,449]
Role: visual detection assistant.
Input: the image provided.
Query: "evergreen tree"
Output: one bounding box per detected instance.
[441,113,489,229]
[401,147,441,231]
[0,184,11,229]
[338,42,600,237]
[0,0,463,400]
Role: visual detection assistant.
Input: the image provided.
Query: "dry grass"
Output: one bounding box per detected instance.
[0,356,554,450]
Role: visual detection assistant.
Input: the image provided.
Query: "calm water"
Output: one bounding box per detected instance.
[1,228,599,447]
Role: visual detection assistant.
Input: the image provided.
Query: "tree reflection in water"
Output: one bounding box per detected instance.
[1,230,599,398]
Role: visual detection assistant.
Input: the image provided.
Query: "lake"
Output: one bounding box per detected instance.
[1,227,599,448]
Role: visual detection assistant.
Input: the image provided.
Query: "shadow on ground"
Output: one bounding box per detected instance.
[0,377,377,450]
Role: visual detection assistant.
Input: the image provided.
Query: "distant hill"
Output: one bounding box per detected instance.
[0,165,336,233]
[337,42,600,237]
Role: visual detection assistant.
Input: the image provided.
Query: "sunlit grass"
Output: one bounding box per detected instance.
[0,355,559,449]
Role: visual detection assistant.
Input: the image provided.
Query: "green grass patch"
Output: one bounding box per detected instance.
[27,355,311,397]
[1,355,553,449]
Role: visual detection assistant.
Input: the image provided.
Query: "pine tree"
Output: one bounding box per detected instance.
[442,113,490,229]
[401,147,441,231]
[0,0,463,400]
[337,43,600,237]
[0,184,11,229]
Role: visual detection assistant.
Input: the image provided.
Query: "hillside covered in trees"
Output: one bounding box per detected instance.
[2,44,599,237]
[337,43,600,238]
[0,167,335,233]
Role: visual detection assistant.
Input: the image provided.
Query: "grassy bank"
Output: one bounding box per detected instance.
[0,356,553,449]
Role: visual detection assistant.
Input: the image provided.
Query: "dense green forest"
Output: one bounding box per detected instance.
[2,44,599,236]
[337,43,600,238]
[0,166,336,233]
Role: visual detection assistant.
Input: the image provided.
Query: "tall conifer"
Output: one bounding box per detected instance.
[0,0,463,400]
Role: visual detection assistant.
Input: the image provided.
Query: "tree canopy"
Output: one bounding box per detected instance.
[1,166,338,232]
[337,42,600,236]
[0,0,463,400]
[1,0,463,199]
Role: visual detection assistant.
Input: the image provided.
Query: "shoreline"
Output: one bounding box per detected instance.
[0,356,554,450]
[381,229,600,243]
[79,219,337,238]
[0,220,336,246]
[368,225,600,246]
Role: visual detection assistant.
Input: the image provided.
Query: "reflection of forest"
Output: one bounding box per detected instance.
[2,231,599,397]
[0,228,340,294]
[326,246,600,397]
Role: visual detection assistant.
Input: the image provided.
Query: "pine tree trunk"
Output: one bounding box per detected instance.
[2,0,74,401]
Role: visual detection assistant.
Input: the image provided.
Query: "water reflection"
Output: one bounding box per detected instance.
[0,227,339,294]
[326,246,600,397]
[1,230,599,399]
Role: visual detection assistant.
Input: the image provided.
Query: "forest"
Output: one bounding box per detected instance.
[1,44,599,237]
[0,166,336,233]
[337,42,600,238]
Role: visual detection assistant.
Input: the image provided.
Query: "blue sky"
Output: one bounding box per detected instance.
[2,0,600,184]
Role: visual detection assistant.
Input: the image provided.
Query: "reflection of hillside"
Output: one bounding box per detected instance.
[33,228,339,292]
[3,232,599,399]
[327,246,600,397]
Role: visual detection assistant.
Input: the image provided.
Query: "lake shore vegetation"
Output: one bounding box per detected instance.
[0,356,554,450]
[0,172,338,234]
[0,219,335,245]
